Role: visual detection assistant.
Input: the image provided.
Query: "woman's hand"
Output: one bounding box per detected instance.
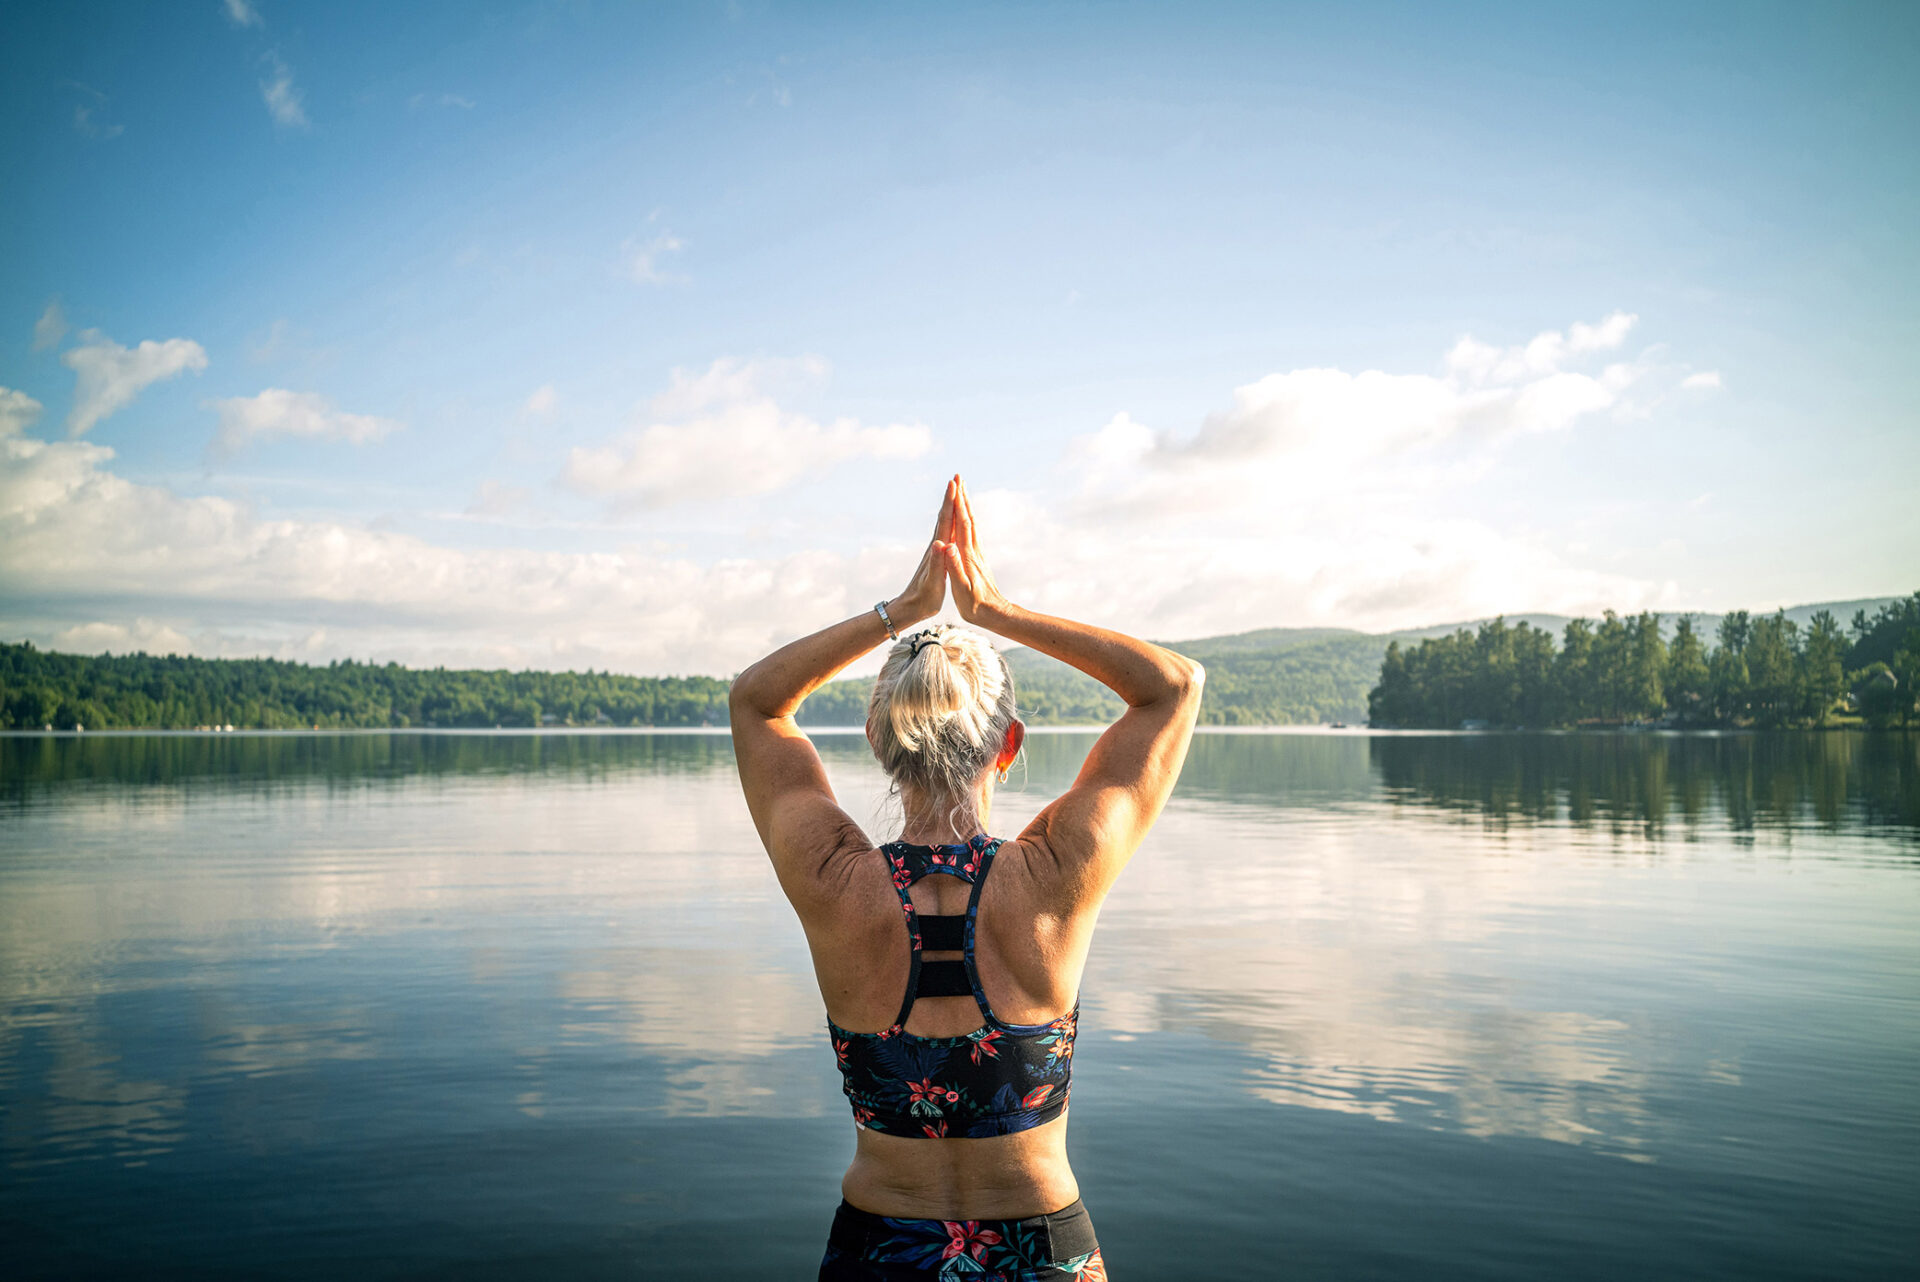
[885,479,957,628]
[942,476,1013,627]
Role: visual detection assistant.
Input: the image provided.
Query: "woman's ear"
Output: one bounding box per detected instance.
[998,719,1026,770]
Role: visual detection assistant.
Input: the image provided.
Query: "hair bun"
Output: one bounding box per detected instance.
[867,625,1019,817]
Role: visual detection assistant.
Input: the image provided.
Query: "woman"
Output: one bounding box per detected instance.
[730,476,1203,1280]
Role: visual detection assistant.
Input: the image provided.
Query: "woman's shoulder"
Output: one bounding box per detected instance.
[775,823,887,920]
[984,834,1100,918]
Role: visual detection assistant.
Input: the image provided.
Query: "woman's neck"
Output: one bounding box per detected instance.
[895,784,992,845]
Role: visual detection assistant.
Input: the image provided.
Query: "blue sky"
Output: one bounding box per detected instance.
[2,0,1915,674]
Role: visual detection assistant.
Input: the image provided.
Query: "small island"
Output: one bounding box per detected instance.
[1366,595,1919,730]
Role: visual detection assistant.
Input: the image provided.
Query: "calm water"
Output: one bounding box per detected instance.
[2,729,1916,1279]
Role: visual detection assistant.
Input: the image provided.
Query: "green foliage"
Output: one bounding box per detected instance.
[1847,593,1920,670]
[1666,615,1709,716]
[1894,637,1920,729]
[1743,611,1798,726]
[1368,596,1920,730]
[1854,663,1902,728]
[793,679,873,726]
[2,630,1382,734]
[1000,632,1390,726]
[1843,596,1920,729]
[0,643,731,730]
[1800,611,1846,725]
[1369,618,1558,729]
[797,630,1392,727]
[13,594,1916,735]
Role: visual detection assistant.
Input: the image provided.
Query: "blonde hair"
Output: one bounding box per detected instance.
[868,624,1019,827]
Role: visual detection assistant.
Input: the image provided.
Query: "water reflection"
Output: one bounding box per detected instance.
[0,729,738,802]
[0,738,826,1178]
[1084,803,1681,1161]
[1075,730,1919,1173]
[1370,731,1920,842]
[15,727,1909,841]
[2,730,1916,1277]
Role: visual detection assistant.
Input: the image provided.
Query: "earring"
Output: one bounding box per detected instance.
[997,765,1010,784]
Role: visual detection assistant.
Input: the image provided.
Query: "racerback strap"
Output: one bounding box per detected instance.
[884,838,1001,1028]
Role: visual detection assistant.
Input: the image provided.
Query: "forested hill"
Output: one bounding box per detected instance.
[1366,593,1920,730]
[714,594,1913,728]
[780,625,1394,726]
[804,596,1911,728]
[2,595,1903,731]
[1389,598,1907,643]
[0,646,732,731]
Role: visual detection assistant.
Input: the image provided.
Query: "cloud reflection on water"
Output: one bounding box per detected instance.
[557,949,826,1118]
[2,729,1915,1177]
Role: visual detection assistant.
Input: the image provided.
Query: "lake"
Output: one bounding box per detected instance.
[2,729,1916,1279]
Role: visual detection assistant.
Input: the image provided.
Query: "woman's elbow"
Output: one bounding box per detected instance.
[728,663,769,718]
[1180,658,1206,701]
[1162,654,1205,704]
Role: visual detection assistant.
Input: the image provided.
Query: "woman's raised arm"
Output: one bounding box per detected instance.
[730,481,956,901]
[941,478,1204,895]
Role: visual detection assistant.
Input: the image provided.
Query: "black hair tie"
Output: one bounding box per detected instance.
[907,630,943,658]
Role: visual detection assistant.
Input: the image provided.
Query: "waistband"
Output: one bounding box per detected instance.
[827,1197,1098,1267]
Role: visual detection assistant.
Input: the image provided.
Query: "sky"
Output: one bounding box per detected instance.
[2,0,1916,676]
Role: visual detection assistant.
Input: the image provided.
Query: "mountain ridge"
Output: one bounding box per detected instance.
[1051,595,1905,658]
[980,595,1905,727]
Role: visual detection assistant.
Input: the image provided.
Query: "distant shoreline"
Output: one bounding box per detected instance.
[4,723,1902,741]
[6,592,1910,733]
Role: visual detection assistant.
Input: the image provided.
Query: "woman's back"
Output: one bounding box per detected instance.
[807,835,1092,1218]
[729,476,1202,1274]
[804,837,1093,1038]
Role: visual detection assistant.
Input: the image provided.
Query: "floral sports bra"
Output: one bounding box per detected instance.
[829,835,1078,1139]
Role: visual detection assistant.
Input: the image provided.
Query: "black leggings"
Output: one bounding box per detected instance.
[819,1198,1104,1280]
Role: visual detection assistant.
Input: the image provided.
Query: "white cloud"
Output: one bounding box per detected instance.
[464,480,530,518]
[66,83,123,140]
[260,52,307,128]
[32,300,68,351]
[1568,311,1637,353]
[53,618,195,655]
[223,0,263,28]
[624,229,686,285]
[207,389,402,455]
[1068,313,1651,521]
[73,104,125,140]
[985,314,1688,636]
[563,357,931,508]
[0,432,889,675]
[62,331,209,437]
[523,384,559,417]
[0,388,44,437]
[1443,311,1637,385]
[2,319,1702,673]
[966,489,1666,643]
[647,355,827,417]
[1680,370,1722,391]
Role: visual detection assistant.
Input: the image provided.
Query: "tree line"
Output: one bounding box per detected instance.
[0,644,733,731]
[0,641,1157,731]
[9,593,1913,734]
[793,633,1389,728]
[1367,593,1920,729]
